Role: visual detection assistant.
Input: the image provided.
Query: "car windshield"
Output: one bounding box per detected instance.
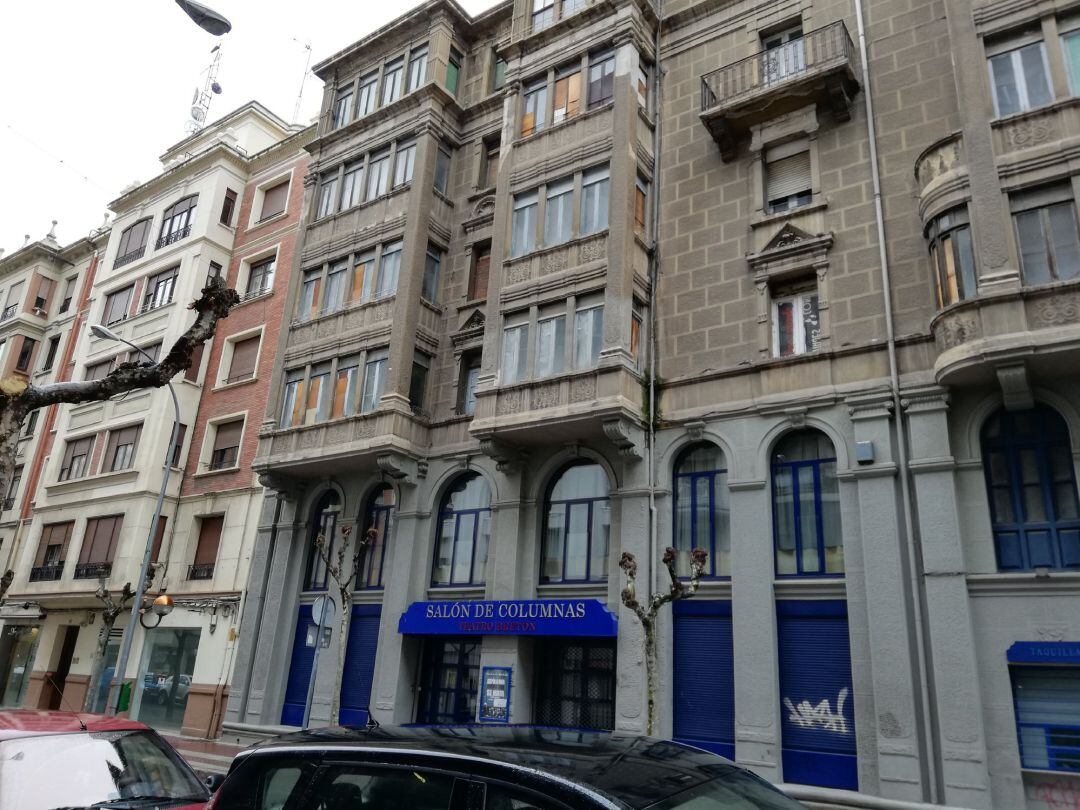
[0,729,207,810]
[646,767,805,809]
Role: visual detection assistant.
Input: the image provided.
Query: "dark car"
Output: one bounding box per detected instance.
[207,725,805,809]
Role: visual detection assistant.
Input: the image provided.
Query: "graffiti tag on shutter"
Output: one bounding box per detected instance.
[783,687,850,734]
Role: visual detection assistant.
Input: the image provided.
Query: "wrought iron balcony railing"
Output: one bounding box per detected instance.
[241,284,272,302]
[74,562,112,580]
[0,306,17,322]
[2,497,15,511]
[113,245,146,269]
[155,224,192,250]
[29,564,64,582]
[188,563,215,580]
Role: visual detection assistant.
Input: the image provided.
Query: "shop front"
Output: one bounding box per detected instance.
[0,624,40,707]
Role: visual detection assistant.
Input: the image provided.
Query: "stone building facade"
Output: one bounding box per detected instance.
[222,0,1080,807]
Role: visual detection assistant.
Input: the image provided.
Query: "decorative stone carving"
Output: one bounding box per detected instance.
[569,376,596,403]
[915,135,962,190]
[496,388,524,415]
[326,422,352,445]
[369,303,392,323]
[1035,624,1069,642]
[996,363,1034,412]
[531,382,560,409]
[1004,117,1053,151]
[296,429,321,450]
[764,223,813,251]
[937,315,979,349]
[474,195,496,217]
[355,420,377,439]
[579,238,606,263]
[878,712,904,739]
[686,420,706,441]
[257,472,305,502]
[602,418,642,460]
[505,263,531,285]
[376,452,416,483]
[1034,294,1080,326]
[461,310,486,330]
[541,250,568,275]
[479,436,523,473]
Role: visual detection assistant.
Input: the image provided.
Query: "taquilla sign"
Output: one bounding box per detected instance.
[398,599,618,637]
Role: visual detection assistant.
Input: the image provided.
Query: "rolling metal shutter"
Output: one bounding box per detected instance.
[673,600,734,759]
[339,605,382,726]
[777,600,857,790]
[280,606,316,726]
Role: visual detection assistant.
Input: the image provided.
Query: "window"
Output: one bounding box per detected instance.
[184,342,204,383]
[1012,185,1080,285]
[361,352,387,413]
[33,278,54,313]
[59,276,75,313]
[128,341,160,365]
[351,251,376,304]
[246,256,275,297]
[762,23,806,84]
[115,218,151,265]
[1065,28,1080,95]
[305,491,341,590]
[502,322,528,383]
[433,146,451,196]
[989,39,1052,117]
[541,463,611,583]
[299,269,322,322]
[323,260,349,315]
[635,176,648,232]
[366,151,390,201]
[532,0,555,30]
[59,435,94,481]
[331,356,360,419]
[32,521,73,580]
[220,188,237,225]
[521,78,547,137]
[259,180,289,221]
[469,244,490,301]
[409,352,430,411]
[142,266,178,311]
[191,515,223,579]
[481,137,500,188]
[304,363,332,425]
[227,335,260,383]
[422,244,441,302]
[206,260,222,288]
[511,191,538,256]
[544,176,574,246]
[158,195,197,246]
[534,638,616,730]
[417,639,480,724]
[341,161,364,209]
[14,338,35,373]
[765,141,812,213]
[331,85,353,128]
[357,72,378,117]
[22,409,38,438]
[393,142,416,187]
[459,351,481,415]
[637,64,648,108]
[446,48,462,95]
[104,424,141,472]
[587,50,615,108]
[927,207,977,307]
[77,516,123,576]
[376,242,402,298]
[382,58,404,106]
[982,405,1080,571]
[5,465,23,510]
[772,282,820,357]
[492,56,507,92]
[281,369,305,427]
[631,301,644,369]
[573,303,603,369]
[358,486,394,588]
[40,336,60,373]
[209,419,243,471]
[674,444,731,577]
[580,165,610,235]
[85,359,113,382]
[1012,667,1080,772]
[317,175,338,219]
[772,430,843,576]
[553,64,582,124]
[536,312,566,376]
[102,285,133,325]
[407,45,428,92]
[170,424,187,467]
[432,473,491,585]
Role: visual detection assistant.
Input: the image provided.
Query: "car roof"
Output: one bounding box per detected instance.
[242,725,740,808]
[0,710,148,740]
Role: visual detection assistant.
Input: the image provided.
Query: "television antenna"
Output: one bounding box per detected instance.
[291,39,313,125]
[185,45,224,136]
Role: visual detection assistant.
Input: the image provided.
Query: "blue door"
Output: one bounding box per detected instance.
[339,605,381,726]
[777,600,857,790]
[281,606,316,726]
[673,600,734,759]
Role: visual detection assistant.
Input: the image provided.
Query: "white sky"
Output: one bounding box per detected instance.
[0,0,497,255]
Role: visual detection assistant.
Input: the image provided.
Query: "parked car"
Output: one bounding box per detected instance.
[208,725,805,809]
[156,674,193,706]
[0,710,210,810]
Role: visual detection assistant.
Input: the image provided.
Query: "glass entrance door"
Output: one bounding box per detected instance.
[0,625,39,706]
[133,628,201,731]
[534,638,616,730]
[416,638,480,724]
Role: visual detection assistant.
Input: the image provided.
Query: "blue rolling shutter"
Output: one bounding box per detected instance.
[281,606,316,726]
[673,600,734,759]
[339,604,382,726]
[777,600,857,790]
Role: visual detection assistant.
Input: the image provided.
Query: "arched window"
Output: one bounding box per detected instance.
[432,474,491,586]
[540,462,611,583]
[159,194,198,246]
[982,405,1080,570]
[304,490,341,590]
[357,485,394,588]
[772,430,843,576]
[674,443,730,577]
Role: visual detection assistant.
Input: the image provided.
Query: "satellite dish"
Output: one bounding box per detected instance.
[191,88,200,104]
[211,82,222,94]
[190,106,207,122]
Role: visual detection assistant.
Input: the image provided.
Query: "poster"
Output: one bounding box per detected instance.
[478,666,511,723]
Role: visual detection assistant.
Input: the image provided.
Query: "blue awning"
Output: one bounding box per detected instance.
[1007,641,1080,664]
[399,599,618,637]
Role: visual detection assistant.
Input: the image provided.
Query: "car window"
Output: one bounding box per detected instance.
[307,764,456,810]
[212,756,318,810]
[485,781,569,809]
[262,765,305,810]
[644,768,804,809]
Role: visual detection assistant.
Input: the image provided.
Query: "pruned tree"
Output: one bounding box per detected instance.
[620,546,708,736]
[312,524,377,724]
[0,570,13,601]
[82,567,156,712]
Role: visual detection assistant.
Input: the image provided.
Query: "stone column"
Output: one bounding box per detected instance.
[612,477,651,734]
[903,389,994,809]
[488,467,525,600]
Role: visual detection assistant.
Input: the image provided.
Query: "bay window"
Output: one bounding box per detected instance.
[544,176,574,246]
[580,164,609,234]
[573,301,603,369]
[511,191,538,256]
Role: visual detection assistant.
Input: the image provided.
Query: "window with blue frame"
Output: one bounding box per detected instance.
[304,490,341,591]
[772,430,843,576]
[674,443,730,577]
[1012,666,1080,772]
[982,405,1080,571]
[540,462,611,583]
[416,638,480,724]
[357,485,394,589]
[431,473,491,586]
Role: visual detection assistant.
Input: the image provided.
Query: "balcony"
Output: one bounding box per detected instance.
[74,562,112,580]
[700,21,860,161]
[29,564,63,582]
[155,224,192,250]
[0,305,17,322]
[188,563,215,581]
[241,283,272,302]
[113,245,146,269]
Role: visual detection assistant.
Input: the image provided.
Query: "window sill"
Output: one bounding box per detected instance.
[46,468,139,494]
[990,95,1080,128]
[311,184,411,226]
[249,210,288,229]
[292,294,396,329]
[235,289,274,308]
[433,188,455,207]
[505,228,609,267]
[212,377,259,393]
[427,585,485,600]
[513,100,614,148]
[457,297,488,311]
[269,409,382,437]
[749,198,827,229]
[194,466,241,479]
[537,582,606,598]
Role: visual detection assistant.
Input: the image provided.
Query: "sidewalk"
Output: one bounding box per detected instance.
[163,733,246,777]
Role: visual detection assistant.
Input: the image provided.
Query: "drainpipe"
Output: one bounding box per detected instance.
[853,1,941,802]
[647,2,664,600]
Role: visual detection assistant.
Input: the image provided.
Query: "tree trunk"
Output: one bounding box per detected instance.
[330,587,352,725]
[643,616,657,737]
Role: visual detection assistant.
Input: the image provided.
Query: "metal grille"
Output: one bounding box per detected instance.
[534,639,616,730]
[416,638,480,724]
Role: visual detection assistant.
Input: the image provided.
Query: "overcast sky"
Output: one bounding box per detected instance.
[0,0,497,256]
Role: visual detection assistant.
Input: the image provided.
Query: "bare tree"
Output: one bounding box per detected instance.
[0,570,13,601]
[620,546,708,736]
[312,524,376,724]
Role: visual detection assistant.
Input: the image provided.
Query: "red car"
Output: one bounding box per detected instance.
[0,710,210,810]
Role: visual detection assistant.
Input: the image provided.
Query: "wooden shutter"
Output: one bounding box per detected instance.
[195,516,224,565]
[566,72,581,116]
[229,336,260,380]
[766,148,811,201]
[5,282,24,309]
[470,249,491,300]
[36,521,75,565]
[213,420,243,453]
[261,182,289,220]
[150,516,167,562]
[105,425,139,470]
[80,516,123,564]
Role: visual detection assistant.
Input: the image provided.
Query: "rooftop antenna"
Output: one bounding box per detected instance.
[186,44,224,136]
[291,38,313,125]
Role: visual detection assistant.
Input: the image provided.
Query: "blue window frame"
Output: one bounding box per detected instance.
[1012,666,1080,772]
[982,405,1080,571]
[772,430,843,577]
[431,473,491,586]
[357,485,393,589]
[416,637,480,724]
[303,491,341,591]
[674,443,730,577]
[540,463,611,583]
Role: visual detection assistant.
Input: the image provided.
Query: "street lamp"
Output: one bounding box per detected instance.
[90,323,182,716]
[175,0,232,36]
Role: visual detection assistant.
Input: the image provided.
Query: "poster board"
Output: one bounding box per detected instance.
[478,666,512,723]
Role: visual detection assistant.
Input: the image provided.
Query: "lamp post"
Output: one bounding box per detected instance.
[175,0,232,35]
[90,324,182,716]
